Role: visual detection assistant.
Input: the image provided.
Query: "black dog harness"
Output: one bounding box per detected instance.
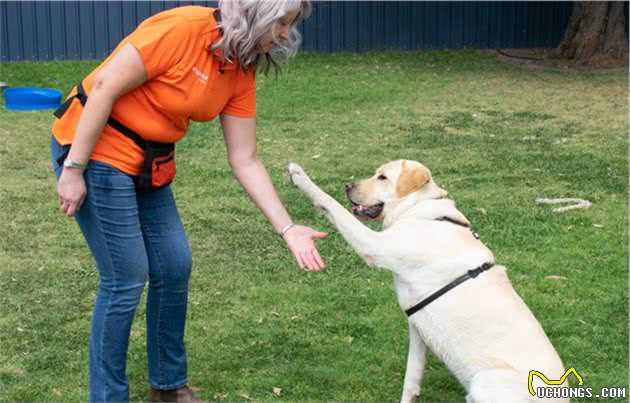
[435,216,480,239]
[404,216,493,317]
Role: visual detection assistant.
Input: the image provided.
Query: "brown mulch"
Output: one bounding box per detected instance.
[491,48,629,71]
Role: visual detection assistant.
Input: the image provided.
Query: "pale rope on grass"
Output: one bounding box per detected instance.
[535,198,592,213]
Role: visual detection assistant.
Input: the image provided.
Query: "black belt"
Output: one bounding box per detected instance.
[54,82,147,151]
[405,262,495,317]
[53,81,175,193]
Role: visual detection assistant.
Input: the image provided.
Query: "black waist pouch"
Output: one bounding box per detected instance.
[54,81,176,193]
[139,141,175,192]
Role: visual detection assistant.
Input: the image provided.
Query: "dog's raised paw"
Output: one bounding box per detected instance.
[287,162,308,186]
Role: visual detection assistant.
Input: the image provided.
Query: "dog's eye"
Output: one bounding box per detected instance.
[377,174,387,180]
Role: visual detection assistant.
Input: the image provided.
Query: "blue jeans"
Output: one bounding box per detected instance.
[51,135,192,402]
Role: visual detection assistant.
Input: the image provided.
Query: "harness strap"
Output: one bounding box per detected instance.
[405,262,494,317]
[436,215,480,239]
[53,95,74,119]
[435,216,470,228]
[54,82,152,151]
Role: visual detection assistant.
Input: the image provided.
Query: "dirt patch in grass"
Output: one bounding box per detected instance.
[492,48,629,71]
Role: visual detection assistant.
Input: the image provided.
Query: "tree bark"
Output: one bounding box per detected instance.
[555,1,628,65]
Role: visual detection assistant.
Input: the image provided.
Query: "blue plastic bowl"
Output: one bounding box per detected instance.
[4,87,63,111]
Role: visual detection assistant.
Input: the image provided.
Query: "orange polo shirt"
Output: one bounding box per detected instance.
[52,6,256,176]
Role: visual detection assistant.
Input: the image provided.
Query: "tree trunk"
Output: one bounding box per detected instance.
[555,1,628,66]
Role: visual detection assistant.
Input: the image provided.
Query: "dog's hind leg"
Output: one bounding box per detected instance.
[288,163,386,266]
[466,368,537,403]
[400,323,427,403]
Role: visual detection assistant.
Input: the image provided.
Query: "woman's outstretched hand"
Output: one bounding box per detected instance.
[283,225,328,272]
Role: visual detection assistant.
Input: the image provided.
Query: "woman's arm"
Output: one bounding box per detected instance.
[57,43,148,217]
[220,114,327,271]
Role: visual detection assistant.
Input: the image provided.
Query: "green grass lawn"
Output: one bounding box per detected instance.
[0,50,628,402]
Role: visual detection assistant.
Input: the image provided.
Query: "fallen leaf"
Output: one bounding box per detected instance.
[213,393,227,401]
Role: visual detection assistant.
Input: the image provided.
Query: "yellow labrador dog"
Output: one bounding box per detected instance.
[288,160,568,403]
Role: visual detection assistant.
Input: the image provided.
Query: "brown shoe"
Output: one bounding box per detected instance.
[149,385,204,403]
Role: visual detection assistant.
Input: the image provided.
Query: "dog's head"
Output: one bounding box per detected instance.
[345,160,447,221]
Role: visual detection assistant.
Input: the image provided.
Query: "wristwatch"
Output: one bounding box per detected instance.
[63,158,88,170]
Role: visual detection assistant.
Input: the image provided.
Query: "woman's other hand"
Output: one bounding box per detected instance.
[57,168,87,217]
[283,225,328,272]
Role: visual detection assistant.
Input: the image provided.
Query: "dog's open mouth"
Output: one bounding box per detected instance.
[349,200,384,219]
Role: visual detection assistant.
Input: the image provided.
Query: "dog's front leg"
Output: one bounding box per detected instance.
[288,163,384,266]
[400,322,427,403]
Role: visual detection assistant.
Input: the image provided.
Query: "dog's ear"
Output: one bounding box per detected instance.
[396,161,430,197]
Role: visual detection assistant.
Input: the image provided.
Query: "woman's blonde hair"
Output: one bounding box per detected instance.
[213,0,311,75]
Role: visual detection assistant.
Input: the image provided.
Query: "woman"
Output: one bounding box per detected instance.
[50,1,325,402]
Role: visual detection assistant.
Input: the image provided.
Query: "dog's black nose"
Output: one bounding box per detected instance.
[345,182,355,191]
